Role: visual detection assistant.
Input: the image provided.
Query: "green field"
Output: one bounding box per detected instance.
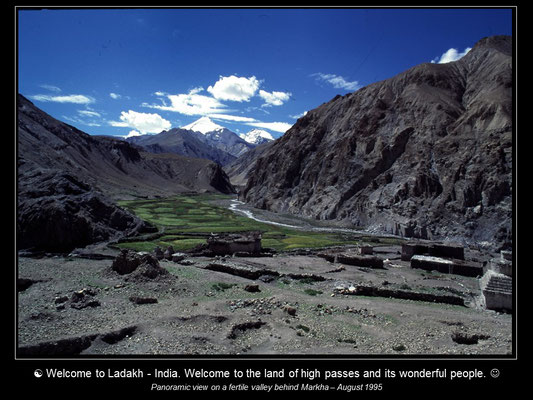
[116,194,362,252]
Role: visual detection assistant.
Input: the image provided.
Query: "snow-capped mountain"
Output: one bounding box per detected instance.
[181,117,255,158]
[127,117,258,165]
[181,116,224,134]
[126,128,236,166]
[239,128,275,145]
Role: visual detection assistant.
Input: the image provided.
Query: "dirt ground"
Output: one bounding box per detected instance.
[17,244,512,357]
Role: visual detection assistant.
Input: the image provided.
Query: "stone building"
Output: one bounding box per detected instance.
[207,231,262,255]
[480,251,512,312]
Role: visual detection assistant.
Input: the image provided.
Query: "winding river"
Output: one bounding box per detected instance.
[227,199,393,238]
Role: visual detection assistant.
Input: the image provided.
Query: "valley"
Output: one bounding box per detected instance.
[17,193,512,356]
[113,194,369,253]
[16,34,514,358]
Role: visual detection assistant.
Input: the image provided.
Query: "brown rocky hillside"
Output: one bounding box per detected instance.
[242,36,513,251]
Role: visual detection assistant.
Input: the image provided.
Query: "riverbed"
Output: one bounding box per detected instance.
[225,198,402,240]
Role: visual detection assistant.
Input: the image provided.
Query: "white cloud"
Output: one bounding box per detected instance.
[143,79,293,134]
[258,89,291,107]
[109,92,122,99]
[145,88,227,116]
[245,121,293,133]
[78,110,101,118]
[312,73,360,91]
[30,94,95,104]
[290,111,308,119]
[209,114,258,123]
[207,75,260,102]
[62,115,101,127]
[40,84,61,92]
[432,47,472,64]
[109,110,171,134]
[188,86,204,95]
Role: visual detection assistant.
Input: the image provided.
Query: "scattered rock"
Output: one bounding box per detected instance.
[163,246,175,260]
[227,320,266,339]
[112,249,143,275]
[393,344,407,352]
[54,295,69,304]
[129,296,158,305]
[18,278,40,292]
[112,249,168,280]
[171,252,186,262]
[244,284,260,293]
[69,288,100,310]
[71,299,101,310]
[153,246,164,260]
[228,297,283,315]
[451,331,490,345]
[258,274,276,283]
[283,305,297,316]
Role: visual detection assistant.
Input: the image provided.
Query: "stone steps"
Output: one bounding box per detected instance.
[482,272,512,312]
[484,275,512,294]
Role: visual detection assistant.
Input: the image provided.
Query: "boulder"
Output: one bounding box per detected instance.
[163,246,175,260]
[244,284,261,293]
[112,249,166,280]
[129,296,158,305]
[112,249,142,275]
[171,252,187,262]
[153,246,164,260]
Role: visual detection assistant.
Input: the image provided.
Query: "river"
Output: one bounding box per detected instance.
[227,199,399,238]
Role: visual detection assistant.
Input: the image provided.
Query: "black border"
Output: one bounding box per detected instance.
[12,3,522,394]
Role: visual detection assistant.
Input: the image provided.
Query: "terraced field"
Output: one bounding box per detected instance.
[116,194,363,252]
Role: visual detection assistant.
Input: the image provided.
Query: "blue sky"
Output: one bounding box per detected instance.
[17,7,513,139]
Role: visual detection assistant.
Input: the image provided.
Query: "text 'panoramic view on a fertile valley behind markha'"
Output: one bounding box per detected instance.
[17,8,515,358]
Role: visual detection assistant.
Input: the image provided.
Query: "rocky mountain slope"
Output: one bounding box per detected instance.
[127,128,236,166]
[127,117,256,165]
[200,126,255,158]
[242,36,513,251]
[18,94,235,198]
[17,94,235,251]
[17,169,156,252]
[183,117,255,159]
[224,140,275,188]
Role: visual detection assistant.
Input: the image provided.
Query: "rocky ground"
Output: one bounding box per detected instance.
[17,244,512,356]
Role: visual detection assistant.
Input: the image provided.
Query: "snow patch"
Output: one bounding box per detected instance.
[239,128,274,144]
[182,116,225,134]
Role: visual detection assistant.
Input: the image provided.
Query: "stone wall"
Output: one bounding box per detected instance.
[207,231,262,255]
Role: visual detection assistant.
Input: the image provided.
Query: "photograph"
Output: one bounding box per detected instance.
[14,5,517,394]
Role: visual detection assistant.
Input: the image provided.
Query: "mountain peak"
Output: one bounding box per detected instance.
[239,128,274,145]
[241,35,512,251]
[182,116,224,134]
[467,35,512,58]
